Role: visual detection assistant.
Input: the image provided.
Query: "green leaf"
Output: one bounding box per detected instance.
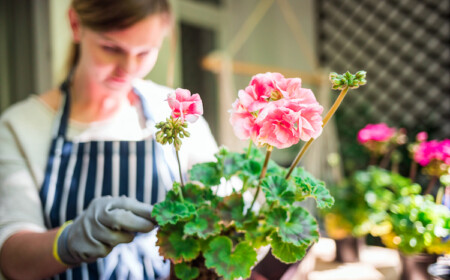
[184,206,221,238]
[156,224,201,263]
[215,148,245,179]
[217,193,246,228]
[270,232,308,263]
[171,182,182,198]
[182,182,215,205]
[267,206,319,247]
[241,159,262,178]
[294,176,334,208]
[261,175,295,206]
[204,236,257,280]
[189,162,221,186]
[151,200,196,226]
[174,263,199,280]
[244,218,272,248]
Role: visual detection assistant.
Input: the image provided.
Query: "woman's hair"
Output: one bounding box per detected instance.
[67,0,172,72]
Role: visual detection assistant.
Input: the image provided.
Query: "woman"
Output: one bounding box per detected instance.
[0,0,217,279]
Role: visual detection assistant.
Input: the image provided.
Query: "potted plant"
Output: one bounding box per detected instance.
[355,131,450,280]
[322,123,408,262]
[380,193,449,280]
[150,71,367,279]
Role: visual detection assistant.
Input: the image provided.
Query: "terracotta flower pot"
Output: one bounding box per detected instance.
[334,236,364,263]
[400,253,438,280]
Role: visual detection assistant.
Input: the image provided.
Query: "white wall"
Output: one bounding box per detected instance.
[49,0,72,86]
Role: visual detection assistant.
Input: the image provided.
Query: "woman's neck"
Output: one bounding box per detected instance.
[69,69,132,123]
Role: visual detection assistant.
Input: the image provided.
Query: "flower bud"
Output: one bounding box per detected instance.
[355,71,367,79]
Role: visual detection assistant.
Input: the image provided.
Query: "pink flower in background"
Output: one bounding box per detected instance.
[168,88,203,123]
[413,140,445,166]
[440,139,450,165]
[357,123,396,144]
[416,131,428,142]
[230,73,323,149]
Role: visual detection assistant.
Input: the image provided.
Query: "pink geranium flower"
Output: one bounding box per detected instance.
[168,88,203,123]
[254,100,323,149]
[357,123,396,144]
[239,72,285,112]
[229,99,258,140]
[230,73,323,149]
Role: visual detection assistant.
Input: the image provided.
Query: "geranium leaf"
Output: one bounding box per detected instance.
[215,148,246,179]
[174,262,199,280]
[189,162,221,186]
[270,232,308,263]
[267,206,319,246]
[151,200,196,226]
[217,193,246,228]
[261,175,295,206]
[240,159,262,179]
[184,206,221,238]
[156,224,201,263]
[244,218,272,248]
[294,176,334,209]
[182,182,215,205]
[204,236,257,280]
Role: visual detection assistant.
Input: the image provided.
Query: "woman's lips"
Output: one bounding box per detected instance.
[110,76,127,83]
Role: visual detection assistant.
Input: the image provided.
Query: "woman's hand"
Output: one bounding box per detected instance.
[55,196,155,265]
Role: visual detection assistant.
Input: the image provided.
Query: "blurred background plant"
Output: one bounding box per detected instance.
[322,123,450,270]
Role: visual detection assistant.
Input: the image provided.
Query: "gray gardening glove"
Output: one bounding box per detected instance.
[55,196,155,266]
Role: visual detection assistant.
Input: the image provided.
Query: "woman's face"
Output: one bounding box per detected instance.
[72,12,169,92]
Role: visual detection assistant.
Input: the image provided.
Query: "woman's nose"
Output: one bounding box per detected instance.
[119,54,139,74]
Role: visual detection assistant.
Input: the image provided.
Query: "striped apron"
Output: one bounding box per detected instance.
[39,79,174,280]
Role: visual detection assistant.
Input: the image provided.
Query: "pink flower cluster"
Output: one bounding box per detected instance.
[413,139,450,167]
[229,72,323,149]
[357,123,396,144]
[168,88,203,123]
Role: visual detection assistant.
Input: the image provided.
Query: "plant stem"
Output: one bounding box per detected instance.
[286,86,350,179]
[424,175,438,195]
[409,161,417,182]
[248,146,273,213]
[379,146,394,169]
[246,140,253,159]
[175,149,185,188]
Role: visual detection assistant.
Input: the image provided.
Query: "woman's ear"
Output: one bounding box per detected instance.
[68,8,81,42]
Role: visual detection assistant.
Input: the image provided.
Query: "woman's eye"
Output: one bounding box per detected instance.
[138,51,149,57]
[102,46,122,53]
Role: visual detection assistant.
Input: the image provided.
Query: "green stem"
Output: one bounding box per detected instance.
[246,140,253,158]
[248,146,273,213]
[175,149,185,188]
[286,86,350,179]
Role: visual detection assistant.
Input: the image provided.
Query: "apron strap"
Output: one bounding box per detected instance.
[56,77,72,138]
